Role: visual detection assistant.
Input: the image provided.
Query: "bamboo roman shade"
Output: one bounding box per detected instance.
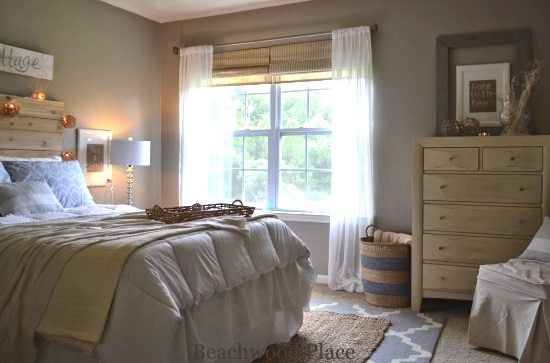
[212,39,332,86]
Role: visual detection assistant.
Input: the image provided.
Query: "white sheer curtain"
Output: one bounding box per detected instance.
[179,45,234,205]
[328,26,374,292]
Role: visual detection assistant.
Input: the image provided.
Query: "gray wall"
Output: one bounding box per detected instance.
[0,0,162,208]
[161,0,550,276]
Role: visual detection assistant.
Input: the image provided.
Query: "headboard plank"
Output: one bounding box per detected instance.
[0,94,64,120]
[0,129,63,151]
[0,150,61,158]
[0,117,63,133]
[0,93,64,157]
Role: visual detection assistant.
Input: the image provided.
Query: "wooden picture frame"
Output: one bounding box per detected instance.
[456,62,510,127]
[77,128,112,186]
[436,29,531,135]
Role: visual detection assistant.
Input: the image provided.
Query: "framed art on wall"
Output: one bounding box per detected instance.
[435,29,531,135]
[456,62,509,127]
[77,128,112,186]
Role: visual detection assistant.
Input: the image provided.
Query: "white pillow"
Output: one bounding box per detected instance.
[0,180,63,216]
[0,156,62,162]
[519,216,550,263]
[0,163,10,183]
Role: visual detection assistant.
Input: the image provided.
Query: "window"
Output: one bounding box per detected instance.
[210,80,332,213]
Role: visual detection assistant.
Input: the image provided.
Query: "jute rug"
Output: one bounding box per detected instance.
[254,311,390,363]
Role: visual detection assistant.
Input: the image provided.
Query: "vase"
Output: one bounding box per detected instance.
[500,100,530,136]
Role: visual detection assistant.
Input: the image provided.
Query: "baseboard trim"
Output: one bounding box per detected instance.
[316,274,328,284]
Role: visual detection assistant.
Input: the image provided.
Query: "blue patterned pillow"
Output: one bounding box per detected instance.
[3,160,94,208]
[0,162,10,183]
[0,181,63,216]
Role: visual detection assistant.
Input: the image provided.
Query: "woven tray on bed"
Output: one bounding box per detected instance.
[145,200,255,224]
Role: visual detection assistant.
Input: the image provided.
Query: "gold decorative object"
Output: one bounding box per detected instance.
[441,119,462,136]
[61,114,76,128]
[61,151,74,161]
[478,132,490,136]
[31,91,46,101]
[0,102,20,117]
[460,117,481,136]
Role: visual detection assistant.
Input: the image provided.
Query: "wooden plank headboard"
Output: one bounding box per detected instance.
[0,94,64,158]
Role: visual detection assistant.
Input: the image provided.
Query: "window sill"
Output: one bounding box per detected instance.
[256,210,329,224]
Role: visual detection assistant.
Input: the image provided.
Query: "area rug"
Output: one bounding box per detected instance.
[310,298,445,363]
[254,311,390,362]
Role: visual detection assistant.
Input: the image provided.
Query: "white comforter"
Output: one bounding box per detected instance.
[0,205,315,363]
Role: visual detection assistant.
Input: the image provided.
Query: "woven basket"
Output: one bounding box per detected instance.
[361,225,411,308]
[145,200,255,224]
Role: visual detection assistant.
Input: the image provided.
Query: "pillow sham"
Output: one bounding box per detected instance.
[3,160,94,208]
[0,181,63,216]
[519,216,550,263]
[0,163,10,183]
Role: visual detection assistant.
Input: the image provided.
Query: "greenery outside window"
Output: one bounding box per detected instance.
[210,80,332,213]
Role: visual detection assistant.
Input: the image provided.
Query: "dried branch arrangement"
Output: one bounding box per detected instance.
[506,59,542,135]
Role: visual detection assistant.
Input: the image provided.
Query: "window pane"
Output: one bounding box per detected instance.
[210,86,245,129]
[281,135,305,169]
[231,170,243,201]
[243,171,267,207]
[232,136,243,168]
[279,171,306,209]
[307,134,331,169]
[308,171,331,212]
[246,93,270,129]
[281,91,307,128]
[308,89,332,127]
[244,136,268,169]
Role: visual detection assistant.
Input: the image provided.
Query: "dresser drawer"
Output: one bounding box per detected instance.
[424,148,479,171]
[483,147,542,172]
[423,234,529,264]
[423,264,478,292]
[423,204,542,236]
[423,174,542,204]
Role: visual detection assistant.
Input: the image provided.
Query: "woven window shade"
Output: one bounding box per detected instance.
[212,40,332,86]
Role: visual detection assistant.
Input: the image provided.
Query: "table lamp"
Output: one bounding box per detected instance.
[111,138,151,206]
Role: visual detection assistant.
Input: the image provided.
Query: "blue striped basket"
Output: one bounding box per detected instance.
[361,239,411,308]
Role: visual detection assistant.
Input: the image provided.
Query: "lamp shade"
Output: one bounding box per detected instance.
[111,140,151,166]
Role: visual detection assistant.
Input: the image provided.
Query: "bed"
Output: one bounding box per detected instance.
[0,94,315,363]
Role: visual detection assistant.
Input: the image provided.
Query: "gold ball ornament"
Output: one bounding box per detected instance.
[441,119,462,136]
[460,117,481,136]
[61,114,77,128]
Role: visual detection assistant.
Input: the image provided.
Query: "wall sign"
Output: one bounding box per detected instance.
[0,43,54,80]
[456,62,510,127]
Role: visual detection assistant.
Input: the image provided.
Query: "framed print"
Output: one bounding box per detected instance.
[77,128,112,186]
[456,62,510,127]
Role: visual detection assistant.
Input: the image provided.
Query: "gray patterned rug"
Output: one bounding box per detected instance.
[310,297,445,363]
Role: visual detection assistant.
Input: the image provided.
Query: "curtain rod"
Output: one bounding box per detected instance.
[211,23,378,51]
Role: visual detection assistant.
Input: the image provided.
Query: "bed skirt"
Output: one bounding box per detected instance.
[37,262,312,363]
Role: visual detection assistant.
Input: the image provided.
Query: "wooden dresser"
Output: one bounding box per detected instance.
[412,136,550,312]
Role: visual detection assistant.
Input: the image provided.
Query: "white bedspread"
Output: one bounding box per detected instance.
[0,206,315,363]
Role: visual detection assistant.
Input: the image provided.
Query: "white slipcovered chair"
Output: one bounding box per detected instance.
[469,217,550,362]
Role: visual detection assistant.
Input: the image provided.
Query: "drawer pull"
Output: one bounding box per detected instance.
[439,276,447,281]
[519,219,524,224]
[439,184,447,189]
[510,156,516,161]
[437,246,446,250]
[519,187,524,192]
[448,156,455,161]
[439,215,447,220]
